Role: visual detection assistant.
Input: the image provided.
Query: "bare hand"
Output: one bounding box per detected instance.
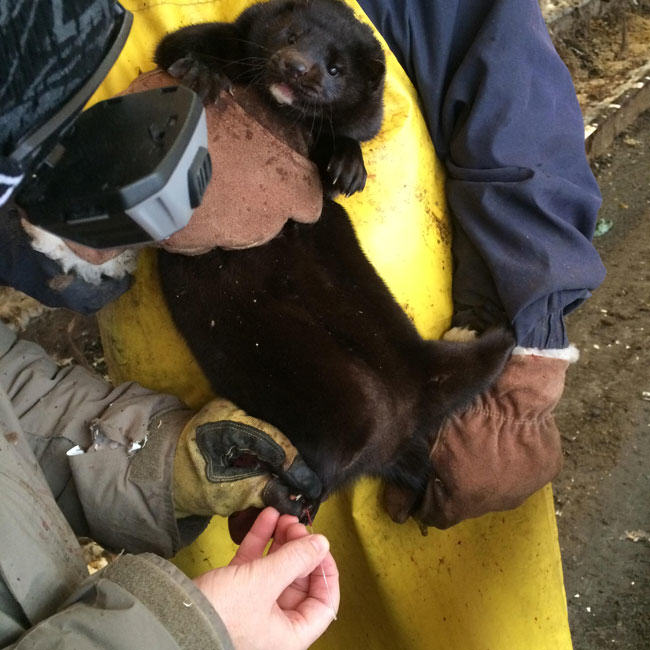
[194,507,339,650]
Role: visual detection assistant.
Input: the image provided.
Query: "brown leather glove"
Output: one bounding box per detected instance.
[125,70,323,254]
[385,353,569,529]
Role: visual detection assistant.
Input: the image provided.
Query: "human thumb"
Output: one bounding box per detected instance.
[261,534,330,598]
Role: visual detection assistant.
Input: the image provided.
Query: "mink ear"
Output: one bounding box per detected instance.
[424,328,515,416]
[366,56,386,91]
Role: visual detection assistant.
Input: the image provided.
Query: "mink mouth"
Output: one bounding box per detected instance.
[227,498,321,545]
[268,81,297,106]
[269,80,324,104]
[265,66,327,109]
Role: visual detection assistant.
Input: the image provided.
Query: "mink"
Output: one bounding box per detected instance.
[158,204,513,514]
[155,0,514,518]
[154,0,386,197]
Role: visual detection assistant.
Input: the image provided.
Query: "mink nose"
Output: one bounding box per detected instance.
[279,51,310,79]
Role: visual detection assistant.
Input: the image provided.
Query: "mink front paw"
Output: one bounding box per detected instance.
[167,55,233,103]
[324,138,367,198]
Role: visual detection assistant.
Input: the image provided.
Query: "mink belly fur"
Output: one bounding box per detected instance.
[154,0,387,197]
[158,202,514,508]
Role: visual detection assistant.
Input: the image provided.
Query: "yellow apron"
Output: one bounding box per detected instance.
[94,2,573,648]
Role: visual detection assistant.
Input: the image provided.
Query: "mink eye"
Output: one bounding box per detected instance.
[327,65,340,76]
[287,32,297,44]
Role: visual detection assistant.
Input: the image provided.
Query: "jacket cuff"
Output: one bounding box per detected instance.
[92,553,234,650]
[68,407,197,557]
[516,314,569,349]
[511,292,588,349]
[132,407,211,550]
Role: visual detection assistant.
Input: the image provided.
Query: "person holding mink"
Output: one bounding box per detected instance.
[0,0,605,648]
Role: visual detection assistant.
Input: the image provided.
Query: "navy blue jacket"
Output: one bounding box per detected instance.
[359,0,606,348]
[1,0,605,346]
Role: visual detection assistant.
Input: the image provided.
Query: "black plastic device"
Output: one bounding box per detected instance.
[6,1,211,249]
[17,86,211,248]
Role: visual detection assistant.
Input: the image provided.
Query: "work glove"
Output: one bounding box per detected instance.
[173,397,322,540]
[123,69,323,254]
[384,352,570,529]
[12,69,323,308]
[62,69,322,259]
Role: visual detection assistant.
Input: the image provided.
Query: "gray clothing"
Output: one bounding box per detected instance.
[0,320,233,649]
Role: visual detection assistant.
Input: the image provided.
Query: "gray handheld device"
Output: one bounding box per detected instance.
[6,1,212,249]
[17,86,211,249]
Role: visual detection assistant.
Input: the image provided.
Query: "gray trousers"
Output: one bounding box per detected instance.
[0,320,232,649]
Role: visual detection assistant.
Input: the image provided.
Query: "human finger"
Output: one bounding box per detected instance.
[290,590,339,646]
[271,520,311,560]
[288,556,340,647]
[273,521,314,608]
[231,507,280,565]
[292,551,339,624]
[268,513,300,554]
[259,534,330,601]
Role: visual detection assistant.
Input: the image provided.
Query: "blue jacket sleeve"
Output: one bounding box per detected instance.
[358,0,606,348]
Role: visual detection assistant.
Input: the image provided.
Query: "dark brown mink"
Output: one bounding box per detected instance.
[158,201,514,514]
[155,0,514,517]
[154,0,386,198]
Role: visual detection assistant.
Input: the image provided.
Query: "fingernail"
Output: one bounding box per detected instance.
[309,534,329,554]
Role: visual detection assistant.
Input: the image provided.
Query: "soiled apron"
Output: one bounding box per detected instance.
[95,2,573,647]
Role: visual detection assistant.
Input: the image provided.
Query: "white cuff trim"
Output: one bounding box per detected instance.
[442,326,478,342]
[21,220,138,283]
[512,345,580,363]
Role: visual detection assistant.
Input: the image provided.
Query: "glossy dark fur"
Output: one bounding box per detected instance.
[155,0,386,196]
[158,201,514,506]
[156,0,513,511]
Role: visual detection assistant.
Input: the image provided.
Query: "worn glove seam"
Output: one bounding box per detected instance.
[447,409,556,425]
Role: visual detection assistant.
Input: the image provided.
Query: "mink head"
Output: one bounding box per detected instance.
[240,0,385,118]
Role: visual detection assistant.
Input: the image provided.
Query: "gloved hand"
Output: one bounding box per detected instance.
[29,70,324,264]
[123,69,323,254]
[173,398,322,538]
[10,69,323,314]
[384,353,569,529]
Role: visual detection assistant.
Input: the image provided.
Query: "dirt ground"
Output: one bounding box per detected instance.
[553,111,650,650]
[552,2,650,109]
[1,5,649,648]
